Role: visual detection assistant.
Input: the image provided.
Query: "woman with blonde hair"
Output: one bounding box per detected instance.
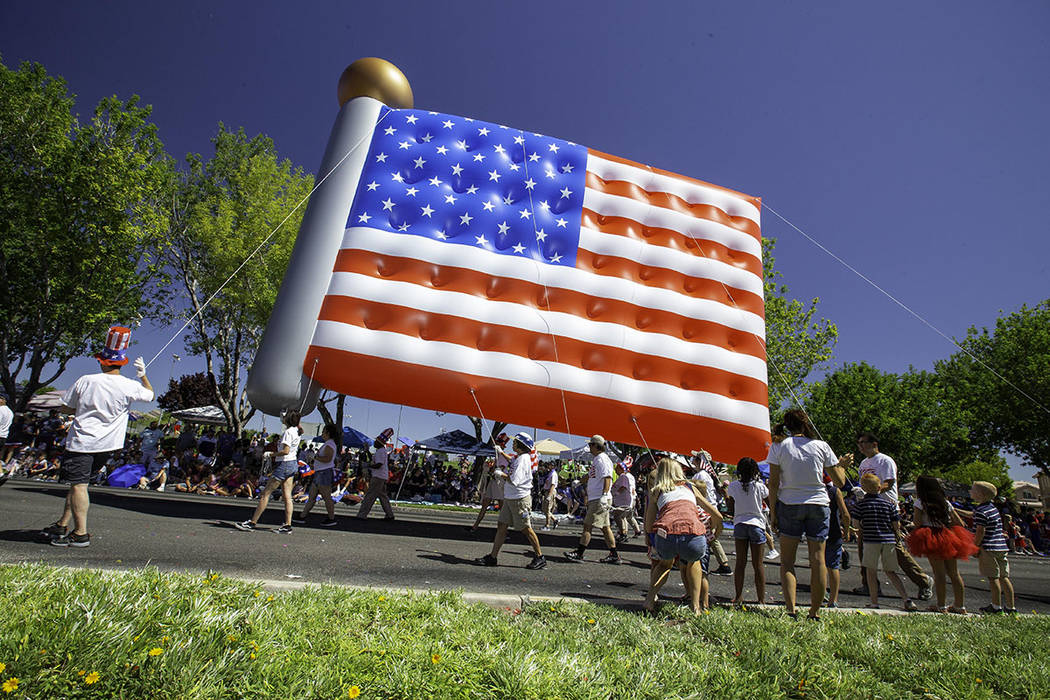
[643,456,722,614]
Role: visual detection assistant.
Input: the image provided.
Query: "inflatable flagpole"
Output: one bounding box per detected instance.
[247,59,414,416]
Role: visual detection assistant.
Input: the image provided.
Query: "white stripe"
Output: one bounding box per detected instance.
[579,226,764,298]
[310,321,771,431]
[583,188,762,261]
[586,153,761,226]
[324,271,769,378]
[340,227,766,338]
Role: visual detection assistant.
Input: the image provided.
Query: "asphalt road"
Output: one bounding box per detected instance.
[2,480,1048,613]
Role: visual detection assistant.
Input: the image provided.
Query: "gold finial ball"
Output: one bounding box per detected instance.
[337,58,413,108]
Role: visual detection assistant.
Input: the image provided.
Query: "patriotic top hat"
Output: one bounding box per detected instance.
[96,326,131,366]
[494,432,509,445]
[512,431,534,451]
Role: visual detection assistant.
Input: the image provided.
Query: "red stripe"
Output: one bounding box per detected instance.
[303,346,771,462]
[331,250,767,359]
[580,208,763,278]
[317,296,769,404]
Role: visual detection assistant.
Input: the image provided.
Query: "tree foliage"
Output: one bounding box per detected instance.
[159,124,313,433]
[0,58,169,410]
[937,300,1050,477]
[156,372,217,412]
[762,237,838,411]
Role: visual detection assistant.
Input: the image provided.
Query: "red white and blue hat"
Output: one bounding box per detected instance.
[512,432,534,451]
[96,326,131,366]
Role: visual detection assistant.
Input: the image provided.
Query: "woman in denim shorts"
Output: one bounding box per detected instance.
[767,409,851,619]
[642,457,723,615]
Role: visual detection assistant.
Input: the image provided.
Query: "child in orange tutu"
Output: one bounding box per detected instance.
[907,475,978,613]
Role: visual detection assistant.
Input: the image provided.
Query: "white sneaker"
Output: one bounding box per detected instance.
[540,526,552,531]
[157,485,165,492]
[765,549,780,561]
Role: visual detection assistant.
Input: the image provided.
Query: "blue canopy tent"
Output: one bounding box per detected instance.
[342,426,373,449]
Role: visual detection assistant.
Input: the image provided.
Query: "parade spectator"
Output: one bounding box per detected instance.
[565,435,620,564]
[294,423,339,527]
[824,473,851,608]
[357,429,396,521]
[612,461,641,541]
[137,449,169,492]
[855,474,916,611]
[138,421,164,465]
[907,475,977,613]
[468,434,509,532]
[971,481,1016,614]
[540,461,560,531]
[727,457,770,606]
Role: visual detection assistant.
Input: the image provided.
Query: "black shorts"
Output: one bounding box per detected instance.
[59,451,112,485]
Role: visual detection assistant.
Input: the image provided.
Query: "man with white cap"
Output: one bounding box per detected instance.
[565,435,621,564]
[357,428,396,521]
[43,326,154,547]
[473,431,546,570]
[692,449,732,575]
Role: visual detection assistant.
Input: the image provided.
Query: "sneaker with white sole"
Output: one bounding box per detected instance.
[320,518,337,527]
[51,532,91,547]
[564,550,584,562]
[41,522,68,538]
[234,520,257,531]
[526,555,547,570]
[274,525,293,534]
[765,550,780,561]
[600,553,622,565]
[291,515,307,524]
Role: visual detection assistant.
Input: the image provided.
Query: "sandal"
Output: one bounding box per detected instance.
[947,606,967,615]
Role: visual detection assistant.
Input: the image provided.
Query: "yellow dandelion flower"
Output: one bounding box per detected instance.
[250,653,256,660]
[267,596,274,602]
[587,619,595,624]
[210,573,219,580]
[2,678,18,693]
[253,591,260,598]
[77,670,85,677]
[250,641,259,651]
[976,678,982,683]
[162,636,170,644]
[431,654,441,664]
[378,596,386,602]
[348,686,362,699]
[148,648,164,657]
[549,606,556,612]
[133,635,140,641]
[0,665,4,674]
[886,634,894,640]
[85,671,100,685]
[227,635,237,643]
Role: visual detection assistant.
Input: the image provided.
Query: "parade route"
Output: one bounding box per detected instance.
[2,481,1048,615]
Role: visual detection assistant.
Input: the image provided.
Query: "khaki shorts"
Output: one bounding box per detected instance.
[978,550,1010,579]
[861,541,899,572]
[498,497,532,530]
[583,499,610,529]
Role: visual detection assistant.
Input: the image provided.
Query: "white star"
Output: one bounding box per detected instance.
[465,117,474,122]
[420,204,434,217]
[548,143,560,153]
[524,178,536,190]
[358,212,372,223]
[519,208,532,219]
[397,223,410,232]
[436,145,449,155]
[513,135,525,145]
[451,163,464,176]
[444,194,457,204]
[456,139,468,150]
[435,231,447,240]
[381,198,395,211]
[391,172,404,183]
[478,127,490,136]
[555,217,568,228]
[561,163,575,173]
[550,253,562,263]
[545,169,556,179]
[384,126,396,135]
[502,194,513,205]
[366,181,380,191]
[442,120,455,129]
[405,186,418,196]
[508,163,520,171]
[494,144,506,155]
[539,200,550,211]
[413,157,426,169]
[465,185,479,194]
[512,242,526,254]
[488,169,501,182]
[497,221,510,235]
[376,153,388,163]
[473,153,486,162]
[460,212,473,226]
[560,187,573,199]
[475,234,488,246]
[398,140,411,150]
[482,201,495,212]
[536,228,547,241]
[405,114,418,124]
[429,176,443,187]
[420,132,433,143]
[528,152,541,162]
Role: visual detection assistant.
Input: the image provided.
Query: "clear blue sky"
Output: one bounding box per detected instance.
[3,1,1047,479]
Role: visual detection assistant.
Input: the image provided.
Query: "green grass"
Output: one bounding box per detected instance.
[0,564,1046,699]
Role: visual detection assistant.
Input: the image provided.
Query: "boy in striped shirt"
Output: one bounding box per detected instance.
[971,481,1015,614]
[855,474,916,611]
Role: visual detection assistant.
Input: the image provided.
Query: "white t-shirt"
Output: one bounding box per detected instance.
[766,437,837,506]
[313,439,337,471]
[371,445,393,480]
[692,470,718,504]
[612,471,636,507]
[587,451,615,501]
[503,453,533,500]
[858,452,899,504]
[276,427,300,463]
[0,404,13,438]
[543,469,559,491]
[727,479,769,528]
[62,373,154,453]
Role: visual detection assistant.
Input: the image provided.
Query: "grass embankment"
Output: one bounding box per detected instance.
[0,565,1045,699]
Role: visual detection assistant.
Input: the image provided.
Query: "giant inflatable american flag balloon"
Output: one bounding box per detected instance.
[247,60,770,462]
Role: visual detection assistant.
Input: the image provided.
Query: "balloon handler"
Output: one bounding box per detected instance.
[473,432,547,570]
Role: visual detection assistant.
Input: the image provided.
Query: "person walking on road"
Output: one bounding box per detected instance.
[565,435,620,564]
[44,327,154,547]
[235,410,302,534]
[691,449,732,575]
[293,423,340,527]
[540,460,560,531]
[472,432,546,570]
[468,433,509,532]
[357,428,396,521]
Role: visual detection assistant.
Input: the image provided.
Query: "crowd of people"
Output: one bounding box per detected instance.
[2,327,1048,618]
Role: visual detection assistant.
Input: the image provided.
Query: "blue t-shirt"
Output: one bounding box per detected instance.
[855,494,899,544]
[826,483,843,546]
[973,502,1008,552]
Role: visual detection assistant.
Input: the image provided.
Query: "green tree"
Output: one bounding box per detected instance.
[160,124,313,433]
[762,238,838,411]
[0,58,170,411]
[937,300,1050,477]
[156,372,217,412]
[947,456,1013,497]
